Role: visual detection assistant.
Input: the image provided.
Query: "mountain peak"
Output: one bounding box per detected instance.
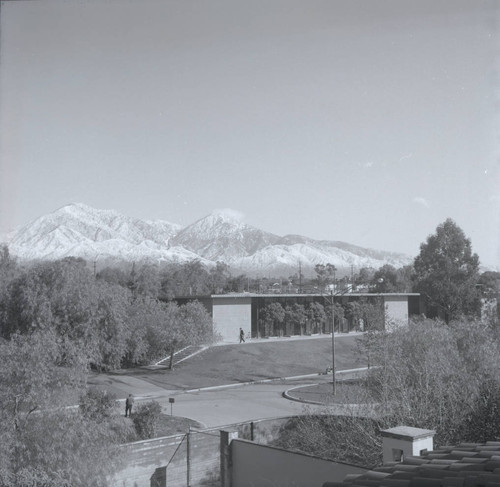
[209,208,245,223]
[59,202,102,213]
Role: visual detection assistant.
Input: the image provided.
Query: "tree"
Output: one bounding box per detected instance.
[159,260,210,298]
[344,301,363,331]
[477,271,500,295]
[414,218,480,322]
[163,300,215,369]
[355,267,375,288]
[0,246,18,334]
[364,317,500,446]
[79,388,118,423]
[307,302,326,334]
[324,302,344,333]
[373,265,398,293]
[227,273,248,293]
[463,378,500,441]
[358,298,385,331]
[371,264,414,293]
[314,263,337,291]
[395,265,415,293]
[0,330,126,485]
[96,265,129,288]
[125,297,170,365]
[274,414,384,468]
[260,303,285,337]
[207,262,230,293]
[284,304,307,336]
[132,263,161,299]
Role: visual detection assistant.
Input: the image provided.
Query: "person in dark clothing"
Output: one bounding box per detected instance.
[239,328,245,343]
[125,394,134,417]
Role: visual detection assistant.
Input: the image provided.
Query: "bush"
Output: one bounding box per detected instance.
[274,414,384,468]
[79,388,118,422]
[132,401,162,439]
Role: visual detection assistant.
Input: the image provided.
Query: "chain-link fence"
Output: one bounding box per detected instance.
[148,417,291,487]
[154,429,220,487]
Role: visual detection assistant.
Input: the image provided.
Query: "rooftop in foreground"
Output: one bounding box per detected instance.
[324,441,500,487]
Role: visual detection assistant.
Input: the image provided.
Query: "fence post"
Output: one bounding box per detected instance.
[220,429,239,487]
[187,427,191,487]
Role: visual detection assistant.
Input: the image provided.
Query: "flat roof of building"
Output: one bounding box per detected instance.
[210,293,420,298]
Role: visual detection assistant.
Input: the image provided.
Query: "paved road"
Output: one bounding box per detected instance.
[90,369,367,428]
[158,381,322,428]
[88,334,367,427]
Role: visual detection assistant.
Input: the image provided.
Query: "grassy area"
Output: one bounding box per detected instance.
[155,414,203,437]
[123,335,367,391]
[286,379,374,405]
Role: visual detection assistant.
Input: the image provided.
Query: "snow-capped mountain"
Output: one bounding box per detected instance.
[7,203,194,264]
[4,203,413,273]
[171,209,281,261]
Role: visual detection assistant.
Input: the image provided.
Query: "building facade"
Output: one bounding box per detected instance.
[177,293,421,342]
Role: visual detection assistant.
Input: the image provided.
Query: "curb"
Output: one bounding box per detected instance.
[184,366,370,394]
[184,372,322,394]
[282,367,371,405]
[283,383,327,405]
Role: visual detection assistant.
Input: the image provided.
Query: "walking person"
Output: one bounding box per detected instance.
[239,327,245,343]
[125,394,134,417]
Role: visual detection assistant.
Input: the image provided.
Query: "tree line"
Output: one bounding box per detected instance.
[257,298,385,337]
[0,249,215,370]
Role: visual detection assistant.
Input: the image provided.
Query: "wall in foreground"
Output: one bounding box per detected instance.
[110,417,291,487]
[230,439,368,487]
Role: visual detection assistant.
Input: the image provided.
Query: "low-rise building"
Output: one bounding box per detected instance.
[176,293,421,342]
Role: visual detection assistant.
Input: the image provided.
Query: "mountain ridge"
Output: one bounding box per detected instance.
[4,203,413,274]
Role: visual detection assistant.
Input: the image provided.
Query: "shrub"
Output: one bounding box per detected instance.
[132,401,162,439]
[79,388,118,422]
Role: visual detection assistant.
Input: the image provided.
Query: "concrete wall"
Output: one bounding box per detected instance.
[110,417,292,487]
[384,295,409,328]
[212,297,252,342]
[111,435,185,487]
[230,439,368,487]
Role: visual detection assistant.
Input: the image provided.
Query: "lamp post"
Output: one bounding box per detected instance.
[324,281,351,395]
[330,289,336,395]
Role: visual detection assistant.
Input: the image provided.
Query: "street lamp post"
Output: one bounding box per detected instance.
[330,289,336,395]
[324,282,351,395]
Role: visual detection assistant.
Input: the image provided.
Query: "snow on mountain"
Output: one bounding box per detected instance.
[171,209,281,261]
[9,203,184,263]
[277,235,411,268]
[233,242,410,274]
[5,203,413,272]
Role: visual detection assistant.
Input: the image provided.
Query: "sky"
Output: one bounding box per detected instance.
[0,0,499,267]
